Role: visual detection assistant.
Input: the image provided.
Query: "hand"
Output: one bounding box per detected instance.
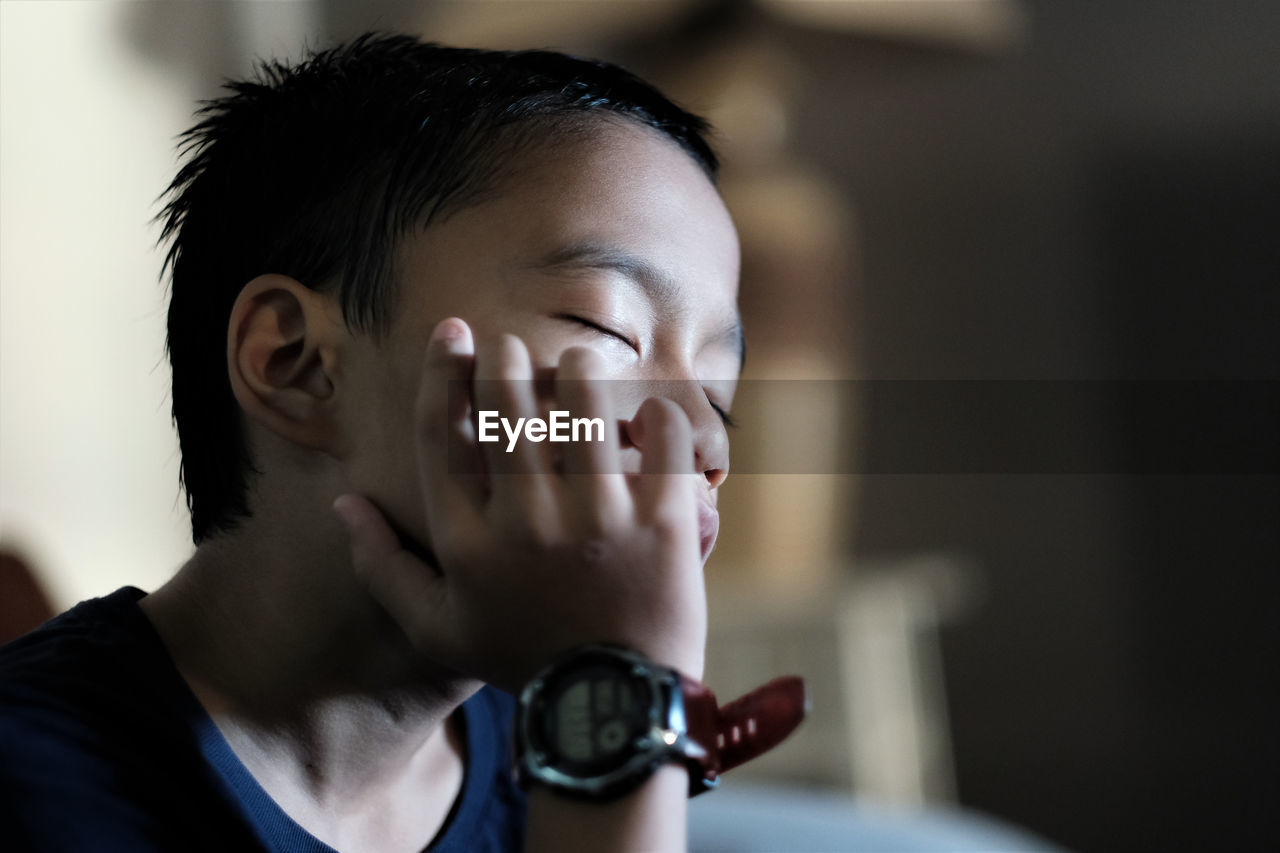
[333,318,707,691]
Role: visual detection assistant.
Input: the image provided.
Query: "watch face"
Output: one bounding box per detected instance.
[538,662,655,776]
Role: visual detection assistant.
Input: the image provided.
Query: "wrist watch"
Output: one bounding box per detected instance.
[514,644,806,801]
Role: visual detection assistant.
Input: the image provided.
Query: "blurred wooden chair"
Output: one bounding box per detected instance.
[705,553,980,806]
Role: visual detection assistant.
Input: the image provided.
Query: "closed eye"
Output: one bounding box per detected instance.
[708,399,737,429]
[559,314,638,353]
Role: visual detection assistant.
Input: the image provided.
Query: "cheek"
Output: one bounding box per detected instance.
[342,393,412,491]
[334,351,424,525]
[347,411,432,548]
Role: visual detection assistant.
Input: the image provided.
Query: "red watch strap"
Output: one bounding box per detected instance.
[679,674,807,793]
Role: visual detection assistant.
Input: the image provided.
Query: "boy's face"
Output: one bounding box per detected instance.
[337,120,741,554]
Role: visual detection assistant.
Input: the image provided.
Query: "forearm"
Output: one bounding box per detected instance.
[524,765,689,853]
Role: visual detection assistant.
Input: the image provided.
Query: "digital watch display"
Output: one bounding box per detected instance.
[515,644,808,802]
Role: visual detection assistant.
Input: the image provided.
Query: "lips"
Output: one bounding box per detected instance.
[697,501,720,562]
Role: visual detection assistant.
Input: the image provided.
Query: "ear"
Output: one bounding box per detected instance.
[227,274,343,452]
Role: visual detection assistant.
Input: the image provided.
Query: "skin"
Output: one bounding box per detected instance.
[141,120,741,852]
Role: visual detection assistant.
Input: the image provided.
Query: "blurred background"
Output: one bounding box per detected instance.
[2,1,1277,850]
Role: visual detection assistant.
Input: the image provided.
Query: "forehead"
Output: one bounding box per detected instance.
[394,119,741,322]
[491,118,736,253]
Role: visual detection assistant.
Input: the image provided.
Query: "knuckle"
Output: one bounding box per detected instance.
[577,536,616,568]
[575,502,620,539]
[649,509,685,538]
[508,503,560,550]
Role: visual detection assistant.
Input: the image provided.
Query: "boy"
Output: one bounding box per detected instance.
[0,34,801,851]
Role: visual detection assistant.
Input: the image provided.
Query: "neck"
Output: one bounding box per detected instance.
[141,503,477,851]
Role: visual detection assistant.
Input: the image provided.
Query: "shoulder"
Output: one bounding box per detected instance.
[0,588,263,852]
[1,588,181,736]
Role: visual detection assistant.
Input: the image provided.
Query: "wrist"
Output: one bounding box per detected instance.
[524,765,689,853]
[625,635,704,683]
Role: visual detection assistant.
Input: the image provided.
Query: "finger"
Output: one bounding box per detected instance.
[333,493,450,655]
[634,397,697,521]
[555,346,628,509]
[473,334,552,480]
[415,318,484,529]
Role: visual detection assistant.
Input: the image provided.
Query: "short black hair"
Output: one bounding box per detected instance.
[159,33,718,544]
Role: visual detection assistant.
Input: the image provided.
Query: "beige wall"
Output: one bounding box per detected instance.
[0,1,317,608]
[1,1,195,607]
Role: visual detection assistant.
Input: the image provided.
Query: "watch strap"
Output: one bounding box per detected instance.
[679,674,808,795]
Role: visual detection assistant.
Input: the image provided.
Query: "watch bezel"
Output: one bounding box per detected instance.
[515,645,706,801]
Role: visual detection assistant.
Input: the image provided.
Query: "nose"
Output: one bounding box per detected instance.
[693,409,730,489]
[667,382,730,489]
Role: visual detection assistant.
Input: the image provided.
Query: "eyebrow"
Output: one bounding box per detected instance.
[529,242,746,371]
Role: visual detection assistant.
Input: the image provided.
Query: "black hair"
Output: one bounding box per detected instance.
[159,33,718,544]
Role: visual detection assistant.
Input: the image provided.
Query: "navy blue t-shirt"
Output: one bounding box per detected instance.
[0,587,527,852]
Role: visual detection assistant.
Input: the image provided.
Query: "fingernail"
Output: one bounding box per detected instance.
[434,318,465,344]
[332,495,358,529]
